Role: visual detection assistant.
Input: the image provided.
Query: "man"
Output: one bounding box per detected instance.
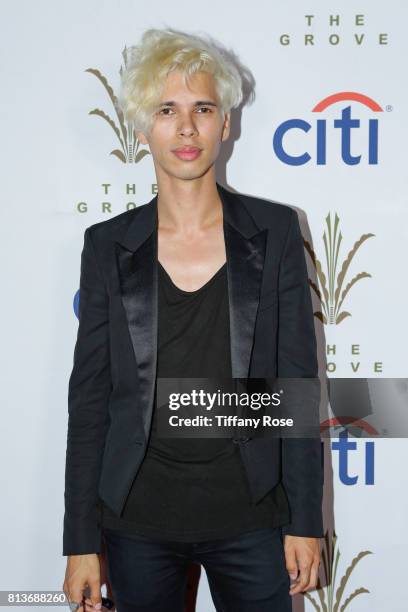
[63,27,323,612]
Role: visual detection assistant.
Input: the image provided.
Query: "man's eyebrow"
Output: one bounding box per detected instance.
[157,100,218,107]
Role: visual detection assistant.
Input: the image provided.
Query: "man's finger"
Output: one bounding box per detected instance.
[304,560,320,591]
[69,587,84,612]
[89,578,102,610]
[289,561,311,594]
[285,547,298,581]
[84,597,102,611]
[299,562,312,588]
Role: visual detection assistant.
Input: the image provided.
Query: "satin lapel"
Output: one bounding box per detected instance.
[115,197,158,442]
[115,183,267,441]
[224,221,267,377]
[218,185,268,377]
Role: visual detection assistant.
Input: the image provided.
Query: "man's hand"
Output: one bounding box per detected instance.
[84,547,115,611]
[63,554,102,611]
[283,535,321,596]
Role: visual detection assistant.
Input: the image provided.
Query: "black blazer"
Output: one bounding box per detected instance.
[63,182,323,556]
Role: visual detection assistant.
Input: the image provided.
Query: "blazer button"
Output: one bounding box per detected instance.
[232,436,250,444]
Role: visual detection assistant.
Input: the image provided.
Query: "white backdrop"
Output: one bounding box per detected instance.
[1,1,407,610]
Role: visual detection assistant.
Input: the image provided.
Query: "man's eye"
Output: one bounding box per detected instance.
[158,106,212,115]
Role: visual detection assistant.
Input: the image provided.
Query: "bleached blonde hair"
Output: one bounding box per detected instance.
[118,27,243,134]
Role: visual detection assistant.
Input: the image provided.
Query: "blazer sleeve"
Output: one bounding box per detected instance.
[277,209,324,538]
[63,227,112,556]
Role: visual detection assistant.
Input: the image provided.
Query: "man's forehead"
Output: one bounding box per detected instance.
[160,69,217,94]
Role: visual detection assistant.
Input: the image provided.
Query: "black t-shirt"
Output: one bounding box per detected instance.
[101,260,289,541]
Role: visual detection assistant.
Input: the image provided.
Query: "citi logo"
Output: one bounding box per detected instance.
[320,421,378,486]
[273,91,384,166]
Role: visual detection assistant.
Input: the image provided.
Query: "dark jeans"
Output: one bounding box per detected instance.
[102,526,292,612]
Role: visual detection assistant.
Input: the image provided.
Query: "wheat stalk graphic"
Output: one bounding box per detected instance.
[85,46,151,164]
[304,530,372,611]
[304,213,374,325]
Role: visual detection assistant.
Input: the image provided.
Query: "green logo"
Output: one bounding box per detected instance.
[304,213,374,325]
[85,47,151,164]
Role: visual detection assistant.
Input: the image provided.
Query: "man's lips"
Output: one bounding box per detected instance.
[172,147,202,160]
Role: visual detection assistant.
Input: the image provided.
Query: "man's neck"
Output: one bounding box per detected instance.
[156,175,223,235]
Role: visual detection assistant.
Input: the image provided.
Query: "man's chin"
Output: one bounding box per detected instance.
[162,165,213,182]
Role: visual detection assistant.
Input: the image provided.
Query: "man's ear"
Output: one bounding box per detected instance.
[221,111,231,142]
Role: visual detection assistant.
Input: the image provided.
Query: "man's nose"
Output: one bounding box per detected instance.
[177,113,198,136]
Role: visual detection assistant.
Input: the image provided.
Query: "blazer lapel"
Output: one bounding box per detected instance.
[220,186,268,378]
[115,182,267,441]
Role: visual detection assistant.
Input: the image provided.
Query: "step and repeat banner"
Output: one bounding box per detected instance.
[2,1,406,611]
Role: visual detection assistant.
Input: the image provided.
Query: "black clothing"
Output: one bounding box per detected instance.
[102,526,292,611]
[101,260,290,541]
[63,183,323,557]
